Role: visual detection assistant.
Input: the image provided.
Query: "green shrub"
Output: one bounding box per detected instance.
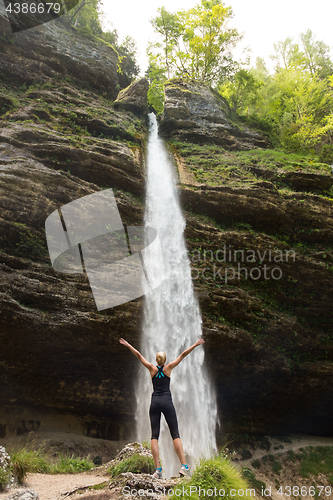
[170,456,254,500]
[241,449,253,459]
[10,447,49,483]
[108,453,155,477]
[242,467,266,492]
[272,461,282,475]
[319,145,333,165]
[299,446,333,478]
[0,446,13,491]
[0,466,11,491]
[10,443,94,482]
[49,454,94,474]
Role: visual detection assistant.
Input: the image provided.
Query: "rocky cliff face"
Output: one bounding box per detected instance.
[160,79,270,150]
[0,4,123,97]
[0,8,147,440]
[0,10,333,443]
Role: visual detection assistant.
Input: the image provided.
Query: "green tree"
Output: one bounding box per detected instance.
[219,69,262,113]
[149,0,241,85]
[65,0,103,35]
[250,68,333,151]
[270,31,333,78]
[151,7,182,79]
[116,35,140,81]
[300,29,333,79]
[145,61,167,114]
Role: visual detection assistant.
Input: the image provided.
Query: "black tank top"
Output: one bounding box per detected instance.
[152,365,171,396]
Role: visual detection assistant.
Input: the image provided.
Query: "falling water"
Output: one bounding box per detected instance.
[136,113,217,478]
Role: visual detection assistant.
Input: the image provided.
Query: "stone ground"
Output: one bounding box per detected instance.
[1,434,333,500]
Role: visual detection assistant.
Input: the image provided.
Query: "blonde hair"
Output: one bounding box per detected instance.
[156,351,166,366]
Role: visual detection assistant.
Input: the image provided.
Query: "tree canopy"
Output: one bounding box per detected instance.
[219,32,333,155]
[149,0,241,86]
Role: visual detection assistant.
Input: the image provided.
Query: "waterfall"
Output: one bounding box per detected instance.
[136,113,217,478]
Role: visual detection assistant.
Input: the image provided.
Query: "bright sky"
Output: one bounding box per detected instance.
[101,0,333,75]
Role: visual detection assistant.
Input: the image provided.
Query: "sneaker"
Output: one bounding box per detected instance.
[179,464,190,477]
[152,468,163,479]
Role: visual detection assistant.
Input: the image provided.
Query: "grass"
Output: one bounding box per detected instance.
[241,467,266,493]
[108,453,155,477]
[254,446,333,482]
[170,456,254,500]
[299,446,333,478]
[0,467,11,491]
[7,443,94,484]
[170,140,331,190]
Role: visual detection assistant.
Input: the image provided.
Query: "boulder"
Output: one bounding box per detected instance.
[114,78,149,116]
[5,490,39,500]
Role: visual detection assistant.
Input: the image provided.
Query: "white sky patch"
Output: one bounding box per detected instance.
[100,0,333,75]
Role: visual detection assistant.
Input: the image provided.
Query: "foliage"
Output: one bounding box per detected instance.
[0,447,13,491]
[11,223,48,262]
[270,30,333,79]
[50,454,94,473]
[64,0,103,36]
[10,447,48,483]
[149,0,241,86]
[219,69,262,113]
[220,35,333,154]
[9,443,94,483]
[145,62,166,114]
[170,455,253,500]
[319,144,333,165]
[299,446,333,478]
[108,453,155,477]
[170,139,331,189]
[241,467,266,492]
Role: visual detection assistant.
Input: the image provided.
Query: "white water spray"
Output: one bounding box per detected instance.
[136,114,217,478]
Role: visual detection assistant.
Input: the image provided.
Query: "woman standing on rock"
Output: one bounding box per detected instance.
[119,337,205,479]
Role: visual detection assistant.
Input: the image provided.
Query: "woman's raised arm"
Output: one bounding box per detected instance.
[119,338,155,375]
[166,339,205,372]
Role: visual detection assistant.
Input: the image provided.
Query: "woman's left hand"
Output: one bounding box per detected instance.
[195,339,205,346]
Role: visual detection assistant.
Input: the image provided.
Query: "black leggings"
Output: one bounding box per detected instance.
[149,395,180,440]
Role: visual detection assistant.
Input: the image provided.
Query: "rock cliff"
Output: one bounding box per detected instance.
[160,79,270,150]
[0,7,333,443]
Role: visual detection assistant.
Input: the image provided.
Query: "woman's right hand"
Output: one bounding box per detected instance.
[119,338,129,346]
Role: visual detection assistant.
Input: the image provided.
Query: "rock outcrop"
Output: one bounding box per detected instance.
[114,79,149,116]
[5,490,39,500]
[160,79,270,149]
[248,166,333,193]
[0,4,120,97]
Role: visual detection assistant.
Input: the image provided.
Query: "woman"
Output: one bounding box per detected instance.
[119,337,205,479]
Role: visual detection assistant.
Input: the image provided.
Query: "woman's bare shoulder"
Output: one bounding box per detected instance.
[163,364,172,377]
